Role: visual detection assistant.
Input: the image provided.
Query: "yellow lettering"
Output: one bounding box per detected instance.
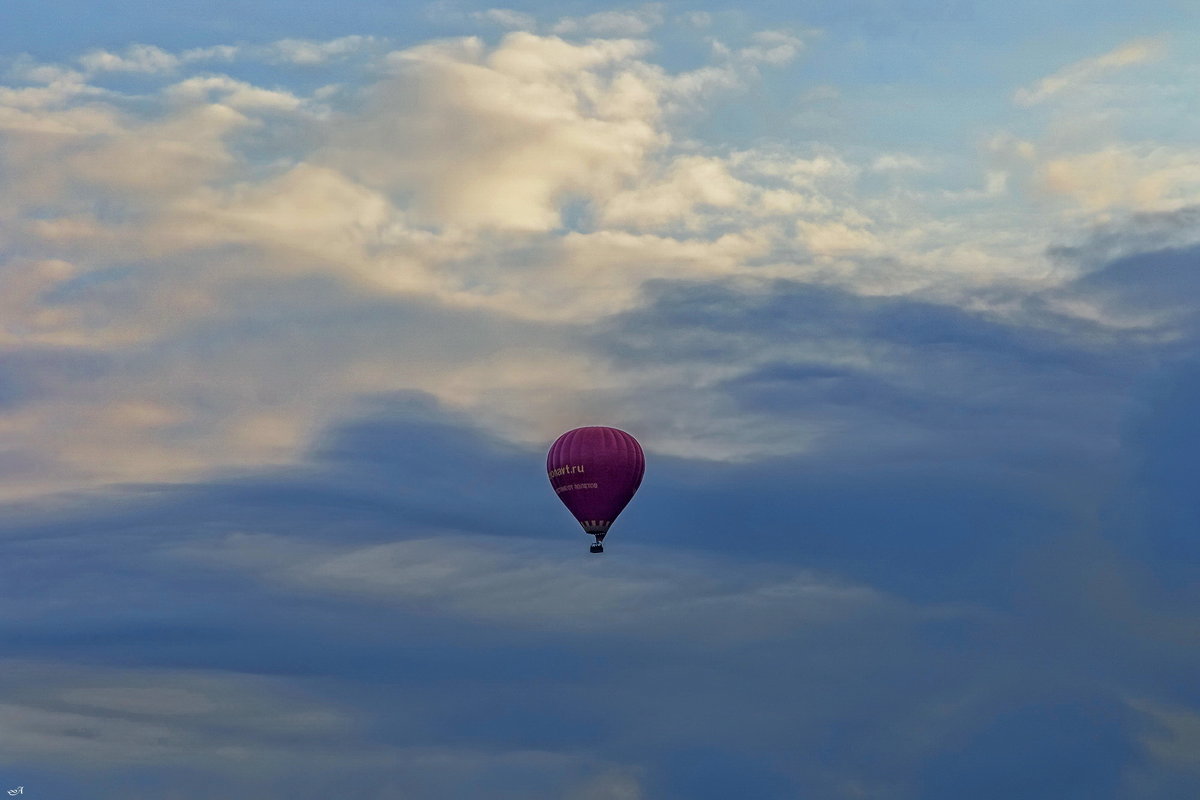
[547,464,587,480]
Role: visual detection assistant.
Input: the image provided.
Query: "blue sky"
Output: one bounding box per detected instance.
[3,1,1200,798]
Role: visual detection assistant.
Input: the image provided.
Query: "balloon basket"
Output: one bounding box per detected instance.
[589,543,604,554]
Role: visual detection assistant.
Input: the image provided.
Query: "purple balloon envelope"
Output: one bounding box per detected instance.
[547,426,645,552]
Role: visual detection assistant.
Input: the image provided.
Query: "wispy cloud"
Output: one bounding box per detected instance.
[0,659,640,798]
[0,662,352,766]
[262,35,379,65]
[736,29,807,66]
[551,4,666,36]
[170,532,896,638]
[472,8,539,30]
[1014,36,1166,106]
[74,35,380,76]
[78,44,179,74]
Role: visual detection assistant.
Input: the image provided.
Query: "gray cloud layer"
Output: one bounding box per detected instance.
[5,20,1200,800]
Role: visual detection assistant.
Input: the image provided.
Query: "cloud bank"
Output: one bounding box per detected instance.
[5,17,1200,796]
[8,24,1195,503]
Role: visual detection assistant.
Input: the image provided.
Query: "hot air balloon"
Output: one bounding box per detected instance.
[547,426,645,553]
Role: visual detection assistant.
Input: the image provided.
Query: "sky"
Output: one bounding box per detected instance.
[2,1,1200,797]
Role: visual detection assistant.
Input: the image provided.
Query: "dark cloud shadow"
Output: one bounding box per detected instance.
[7,216,1200,798]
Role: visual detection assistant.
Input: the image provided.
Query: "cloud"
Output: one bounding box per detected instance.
[165,75,304,110]
[565,769,645,800]
[0,661,352,766]
[178,36,381,67]
[66,36,382,78]
[598,155,750,228]
[736,30,806,66]
[1053,240,1200,335]
[677,11,712,29]
[60,686,219,716]
[551,5,665,37]
[1038,145,1200,214]
[78,44,179,74]
[326,33,666,232]
[1,28,1189,506]
[4,57,86,87]
[1014,37,1166,106]
[0,659,644,799]
[6,19,1200,800]
[1132,699,1200,772]
[3,359,1198,798]
[473,8,539,30]
[170,531,896,639]
[179,43,241,63]
[872,153,927,172]
[796,218,882,256]
[587,271,1154,471]
[659,29,810,111]
[262,35,379,65]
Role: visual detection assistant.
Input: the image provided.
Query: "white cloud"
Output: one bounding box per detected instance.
[738,29,806,66]
[473,8,538,29]
[1014,37,1166,106]
[658,29,811,111]
[988,37,1200,223]
[264,35,378,65]
[734,149,860,186]
[175,36,380,67]
[552,4,665,36]
[79,44,180,74]
[797,218,882,257]
[166,75,304,110]
[180,43,240,62]
[599,155,750,228]
[1038,144,1200,214]
[0,29,1151,500]
[0,74,108,118]
[65,103,250,194]
[872,153,927,172]
[4,57,85,86]
[325,33,666,232]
